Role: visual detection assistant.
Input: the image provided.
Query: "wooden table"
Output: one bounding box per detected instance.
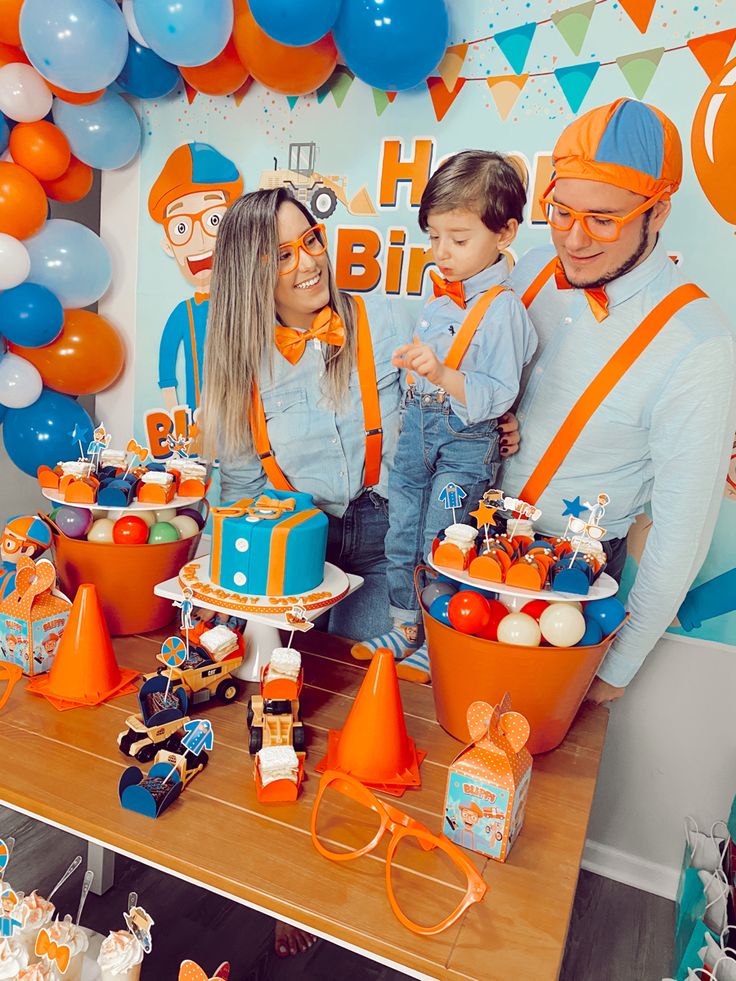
[0,630,608,981]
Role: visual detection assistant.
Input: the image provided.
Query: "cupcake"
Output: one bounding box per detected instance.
[19,964,54,981]
[0,937,29,978]
[15,891,55,962]
[38,915,89,981]
[97,929,144,980]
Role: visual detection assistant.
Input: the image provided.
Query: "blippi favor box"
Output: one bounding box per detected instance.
[444,695,532,863]
[0,556,71,677]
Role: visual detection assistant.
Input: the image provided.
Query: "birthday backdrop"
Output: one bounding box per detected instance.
[130,0,736,649]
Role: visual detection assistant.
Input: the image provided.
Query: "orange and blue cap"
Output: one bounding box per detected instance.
[5,515,51,550]
[549,98,682,199]
[148,142,244,224]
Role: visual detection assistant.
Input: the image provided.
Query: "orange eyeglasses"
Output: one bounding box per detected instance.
[0,663,22,711]
[311,770,488,935]
[165,205,227,246]
[278,224,328,275]
[538,186,666,242]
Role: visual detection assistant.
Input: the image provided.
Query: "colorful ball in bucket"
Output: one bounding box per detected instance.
[539,603,586,647]
[577,616,604,646]
[448,590,490,635]
[176,506,205,530]
[135,509,156,528]
[521,599,550,622]
[148,521,180,544]
[497,612,541,647]
[169,515,199,540]
[475,599,508,640]
[112,514,149,545]
[429,594,452,625]
[421,579,456,610]
[585,596,626,635]
[55,504,92,539]
[155,508,177,522]
[87,518,115,543]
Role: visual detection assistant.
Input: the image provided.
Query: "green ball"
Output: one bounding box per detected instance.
[147,521,181,544]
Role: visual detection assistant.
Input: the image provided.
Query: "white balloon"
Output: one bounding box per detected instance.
[539,603,586,648]
[122,0,150,47]
[0,353,43,409]
[0,63,52,122]
[497,613,541,647]
[0,233,30,290]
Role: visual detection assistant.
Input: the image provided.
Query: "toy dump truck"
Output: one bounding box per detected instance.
[247,649,305,756]
[149,625,244,707]
[118,674,190,763]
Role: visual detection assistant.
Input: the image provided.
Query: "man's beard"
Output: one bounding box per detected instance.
[566,211,652,290]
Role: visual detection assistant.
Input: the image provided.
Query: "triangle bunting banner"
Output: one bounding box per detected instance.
[438,43,469,91]
[486,74,529,121]
[316,65,355,106]
[687,28,736,80]
[616,47,665,98]
[427,76,467,122]
[618,0,656,34]
[495,22,537,75]
[550,1,596,56]
[554,61,600,113]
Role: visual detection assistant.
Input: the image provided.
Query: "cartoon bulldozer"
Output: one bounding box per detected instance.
[259,141,376,219]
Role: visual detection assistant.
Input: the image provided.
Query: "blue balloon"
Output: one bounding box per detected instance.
[334,0,449,91]
[53,91,141,171]
[0,403,6,426]
[0,114,8,155]
[0,283,63,348]
[585,597,627,635]
[19,0,129,93]
[249,0,342,46]
[117,38,180,99]
[3,389,93,477]
[25,219,112,309]
[576,616,604,647]
[133,0,233,67]
[429,594,452,625]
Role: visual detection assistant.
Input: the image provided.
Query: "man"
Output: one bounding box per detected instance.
[505,98,736,703]
[148,142,243,415]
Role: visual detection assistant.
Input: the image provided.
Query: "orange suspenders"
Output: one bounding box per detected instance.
[185,299,202,408]
[249,294,383,492]
[519,260,706,505]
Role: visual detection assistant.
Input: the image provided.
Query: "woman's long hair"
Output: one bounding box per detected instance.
[201,187,356,460]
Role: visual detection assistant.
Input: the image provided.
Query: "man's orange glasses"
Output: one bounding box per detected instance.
[538,186,666,242]
[278,224,327,276]
[311,770,488,936]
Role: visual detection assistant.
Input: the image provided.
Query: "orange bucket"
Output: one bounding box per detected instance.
[416,566,626,754]
[48,524,201,636]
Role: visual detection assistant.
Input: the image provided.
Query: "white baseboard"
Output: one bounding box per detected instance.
[582,839,679,901]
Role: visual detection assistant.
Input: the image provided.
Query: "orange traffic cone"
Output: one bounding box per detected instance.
[27,584,138,711]
[317,648,425,796]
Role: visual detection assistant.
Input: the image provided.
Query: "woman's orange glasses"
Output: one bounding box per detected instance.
[311,770,488,936]
[277,224,328,275]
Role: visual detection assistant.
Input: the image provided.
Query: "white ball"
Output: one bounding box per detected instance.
[134,509,156,528]
[0,63,52,122]
[169,515,199,540]
[539,603,586,647]
[497,613,541,647]
[0,233,30,290]
[155,508,177,522]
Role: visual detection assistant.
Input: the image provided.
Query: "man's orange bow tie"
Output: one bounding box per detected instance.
[194,291,209,304]
[274,307,345,365]
[554,258,610,322]
[430,270,466,309]
[36,928,71,972]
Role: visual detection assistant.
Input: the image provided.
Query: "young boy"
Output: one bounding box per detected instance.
[351,150,537,682]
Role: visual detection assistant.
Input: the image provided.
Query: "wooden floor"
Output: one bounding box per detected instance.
[1,805,674,981]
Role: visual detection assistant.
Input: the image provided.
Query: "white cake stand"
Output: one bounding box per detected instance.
[43,488,205,513]
[154,560,363,682]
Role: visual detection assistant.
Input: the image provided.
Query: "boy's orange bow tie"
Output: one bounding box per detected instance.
[430,270,466,309]
[274,307,345,365]
[553,258,609,322]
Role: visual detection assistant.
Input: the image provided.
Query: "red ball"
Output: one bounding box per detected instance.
[521,599,551,622]
[112,514,149,545]
[447,591,491,634]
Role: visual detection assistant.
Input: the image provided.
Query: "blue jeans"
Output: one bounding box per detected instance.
[322,490,391,641]
[386,392,500,620]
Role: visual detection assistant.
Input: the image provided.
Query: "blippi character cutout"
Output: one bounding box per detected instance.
[0,515,52,601]
[0,888,21,938]
[458,800,483,849]
[148,143,244,415]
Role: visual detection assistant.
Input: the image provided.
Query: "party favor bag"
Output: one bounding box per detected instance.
[0,556,70,676]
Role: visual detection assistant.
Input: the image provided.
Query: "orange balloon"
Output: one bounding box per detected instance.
[233,0,337,96]
[181,37,249,96]
[0,161,47,240]
[0,41,28,68]
[9,309,125,396]
[9,121,71,181]
[691,57,736,224]
[0,0,23,47]
[41,155,94,204]
[46,82,106,105]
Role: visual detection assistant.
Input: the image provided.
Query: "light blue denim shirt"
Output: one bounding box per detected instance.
[409,259,537,425]
[505,241,736,687]
[219,294,412,517]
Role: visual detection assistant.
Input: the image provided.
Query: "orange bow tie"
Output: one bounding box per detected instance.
[554,258,609,322]
[36,928,71,973]
[274,307,345,365]
[194,291,209,304]
[430,270,466,309]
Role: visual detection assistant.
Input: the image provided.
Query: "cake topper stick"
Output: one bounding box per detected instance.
[286,605,307,649]
[172,587,194,662]
[162,719,214,784]
[439,482,466,525]
[75,869,94,926]
[0,837,14,891]
[128,892,138,913]
[69,424,87,462]
[160,636,186,704]
[47,855,82,903]
[123,439,150,478]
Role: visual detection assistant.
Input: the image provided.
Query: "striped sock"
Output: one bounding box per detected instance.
[350,624,419,662]
[395,644,430,684]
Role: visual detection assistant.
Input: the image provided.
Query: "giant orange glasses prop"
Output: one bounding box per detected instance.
[0,663,22,711]
[311,770,487,935]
